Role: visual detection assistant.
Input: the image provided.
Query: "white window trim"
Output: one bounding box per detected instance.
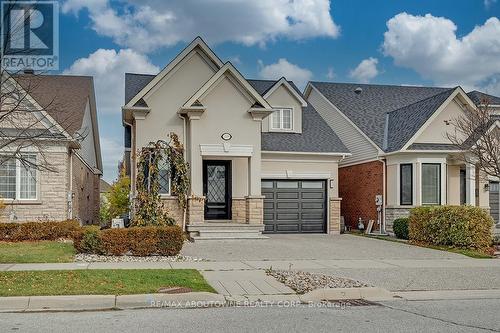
[420,162,446,206]
[0,155,39,201]
[270,107,293,131]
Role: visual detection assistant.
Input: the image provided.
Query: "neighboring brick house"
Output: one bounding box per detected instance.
[305,82,500,234]
[0,73,102,224]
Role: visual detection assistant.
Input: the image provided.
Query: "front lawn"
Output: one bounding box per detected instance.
[0,241,75,263]
[348,232,493,258]
[0,269,215,296]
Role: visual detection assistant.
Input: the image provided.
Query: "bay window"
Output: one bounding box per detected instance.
[271,108,293,130]
[0,154,37,200]
[400,163,413,205]
[422,163,441,205]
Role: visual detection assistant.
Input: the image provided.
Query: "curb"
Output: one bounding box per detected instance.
[0,292,225,313]
[300,287,395,302]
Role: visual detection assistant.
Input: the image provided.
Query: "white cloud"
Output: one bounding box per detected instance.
[99,136,125,182]
[258,58,313,90]
[349,57,379,83]
[64,49,159,180]
[62,0,340,52]
[382,13,500,94]
[64,48,159,114]
[484,0,497,9]
[326,67,335,79]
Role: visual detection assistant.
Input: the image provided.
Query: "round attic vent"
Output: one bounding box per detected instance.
[354,87,363,94]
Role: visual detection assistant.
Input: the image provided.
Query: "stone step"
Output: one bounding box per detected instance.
[186,223,265,240]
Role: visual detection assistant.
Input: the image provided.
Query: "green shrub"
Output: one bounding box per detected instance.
[74,226,103,254]
[100,229,130,256]
[393,217,409,240]
[72,226,184,256]
[0,220,80,242]
[409,206,493,253]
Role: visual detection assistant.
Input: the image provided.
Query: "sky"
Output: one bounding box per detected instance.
[55,0,500,182]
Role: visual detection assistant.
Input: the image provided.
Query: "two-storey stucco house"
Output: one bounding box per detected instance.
[122,37,350,239]
[305,82,500,235]
[0,73,102,224]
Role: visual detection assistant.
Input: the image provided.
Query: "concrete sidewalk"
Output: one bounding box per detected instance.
[2,258,499,272]
[0,258,500,271]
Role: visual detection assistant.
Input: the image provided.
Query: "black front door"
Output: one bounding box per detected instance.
[203,160,231,220]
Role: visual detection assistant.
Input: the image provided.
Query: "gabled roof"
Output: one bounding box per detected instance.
[309,82,452,151]
[248,79,349,154]
[182,62,272,110]
[262,77,307,107]
[385,88,455,152]
[467,90,500,106]
[125,37,222,108]
[13,74,102,171]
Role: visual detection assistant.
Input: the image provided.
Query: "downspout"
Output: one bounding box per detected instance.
[177,113,188,233]
[379,157,387,234]
[68,147,73,220]
[123,120,134,220]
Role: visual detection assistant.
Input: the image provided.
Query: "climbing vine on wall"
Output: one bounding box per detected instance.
[133,133,190,227]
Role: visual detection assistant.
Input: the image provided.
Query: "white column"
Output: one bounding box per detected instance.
[466,163,476,206]
[247,154,261,196]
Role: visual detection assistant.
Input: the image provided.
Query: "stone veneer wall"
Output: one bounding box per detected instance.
[232,198,246,223]
[245,196,264,224]
[329,198,342,234]
[0,150,68,222]
[385,207,411,235]
[186,197,204,224]
[162,196,184,226]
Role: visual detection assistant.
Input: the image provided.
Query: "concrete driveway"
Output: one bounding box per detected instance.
[181,234,463,261]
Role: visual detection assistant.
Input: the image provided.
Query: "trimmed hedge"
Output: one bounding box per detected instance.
[393,217,409,240]
[409,206,493,253]
[72,226,184,256]
[0,220,80,242]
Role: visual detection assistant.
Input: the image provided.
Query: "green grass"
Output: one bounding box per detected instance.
[0,241,75,263]
[348,232,493,258]
[0,269,215,296]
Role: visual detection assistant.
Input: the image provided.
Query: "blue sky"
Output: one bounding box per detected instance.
[56,0,500,182]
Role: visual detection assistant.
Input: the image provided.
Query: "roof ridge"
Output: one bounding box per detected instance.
[386,87,456,114]
[311,80,452,90]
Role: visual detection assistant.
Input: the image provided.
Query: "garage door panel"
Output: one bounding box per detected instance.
[302,202,324,209]
[276,224,300,232]
[301,192,324,199]
[263,179,326,234]
[277,202,299,209]
[277,192,299,199]
[277,213,300,220]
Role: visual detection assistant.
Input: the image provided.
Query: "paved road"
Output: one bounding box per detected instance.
[1,298,500,332]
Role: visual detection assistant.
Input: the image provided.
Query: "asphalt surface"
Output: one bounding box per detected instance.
[1,298,500,332]
[181,234,463,260]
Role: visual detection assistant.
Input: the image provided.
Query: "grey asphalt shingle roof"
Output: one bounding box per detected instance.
[247,79,349,153]
[385,89,455,152]
[124,74,349,154]
[125,73,155,104]
[311,82,455,152]
[467,91,500,106]
[407,143,460,150]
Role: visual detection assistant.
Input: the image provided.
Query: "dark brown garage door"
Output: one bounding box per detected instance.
[262,180,327,233]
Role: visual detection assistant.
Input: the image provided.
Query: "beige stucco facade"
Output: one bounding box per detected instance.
[124,38,343,235]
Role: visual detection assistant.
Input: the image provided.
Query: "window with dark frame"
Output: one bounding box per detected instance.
[400,163,413,205]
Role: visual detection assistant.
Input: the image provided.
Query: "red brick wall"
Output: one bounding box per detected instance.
[72,155,100,225]
[339,160,383,229]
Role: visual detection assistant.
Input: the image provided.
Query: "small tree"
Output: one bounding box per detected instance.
[447,98,500,179]
[133,133,189,227]
[100,167,130,226]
